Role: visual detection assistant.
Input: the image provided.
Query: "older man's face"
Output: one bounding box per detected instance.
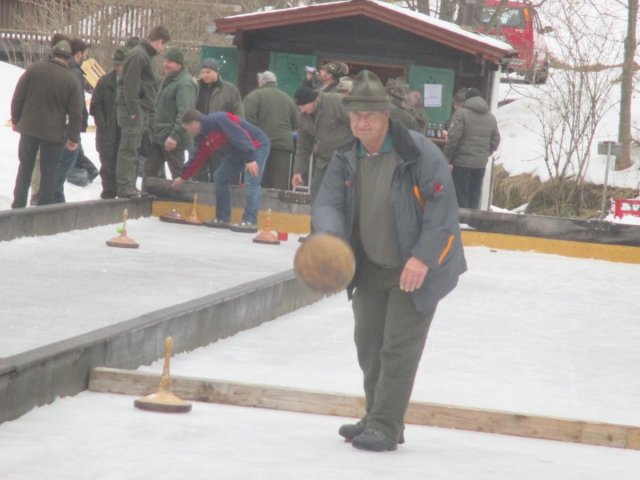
[349,111,389,146]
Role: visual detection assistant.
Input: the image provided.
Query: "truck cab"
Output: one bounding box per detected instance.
[479,0,552,83]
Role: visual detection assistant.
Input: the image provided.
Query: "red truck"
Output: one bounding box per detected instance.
[479,0,552,83]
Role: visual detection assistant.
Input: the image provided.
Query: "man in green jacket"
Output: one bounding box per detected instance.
[142,47,196,187]
[115,25,171,198]
[244,71,298,190]
[193,58,244,182]
[11,40,82,208]
[291,87,352,204]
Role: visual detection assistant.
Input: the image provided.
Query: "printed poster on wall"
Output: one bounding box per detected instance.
[424,84,443,108]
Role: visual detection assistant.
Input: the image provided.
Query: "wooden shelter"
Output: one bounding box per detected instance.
[212,0,513,124]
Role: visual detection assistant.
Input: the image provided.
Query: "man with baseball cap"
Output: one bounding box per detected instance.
[312,70,466,452]
[11,39,83,208]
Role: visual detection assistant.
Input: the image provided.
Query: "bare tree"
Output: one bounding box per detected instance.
[526,0,619,216]
[616,0,638,170]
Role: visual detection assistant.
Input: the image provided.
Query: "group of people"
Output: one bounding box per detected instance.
[10,33,498,452]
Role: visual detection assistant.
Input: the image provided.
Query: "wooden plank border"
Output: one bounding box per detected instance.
[89,367,640,451]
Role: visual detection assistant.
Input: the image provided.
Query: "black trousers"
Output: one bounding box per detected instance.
[13,134,63,208]
[451,166,485,209]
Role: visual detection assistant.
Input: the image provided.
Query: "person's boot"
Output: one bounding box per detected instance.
[338,419,366,441]
[339,420,404,444]
[351,428,398,452]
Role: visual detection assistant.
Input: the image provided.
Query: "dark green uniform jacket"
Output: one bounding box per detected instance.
[293,92,352,174]
[11,58,83,143]
[443,96,500,169]
[152,67,197,150]
[313,120,467,313]
[196,78,243,117]
[243,83,298,152]
[117,40,159,117]
[90,69,119,154]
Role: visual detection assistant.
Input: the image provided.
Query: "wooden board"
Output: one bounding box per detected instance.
[89,367,640,451]
[81,58,106,89]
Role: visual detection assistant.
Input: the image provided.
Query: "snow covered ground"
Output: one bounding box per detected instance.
[1,242,639,478]
[0,391,638,480]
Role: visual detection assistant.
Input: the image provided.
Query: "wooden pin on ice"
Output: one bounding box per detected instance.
[184,194,204,225]
[253,208,280,245]
[106,209,139,248]
[134,336,192,413]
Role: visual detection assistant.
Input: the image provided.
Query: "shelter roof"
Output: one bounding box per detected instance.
[215,0,514,63]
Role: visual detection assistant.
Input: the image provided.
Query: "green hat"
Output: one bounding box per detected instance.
[164,47,184,65]
[342,70,392,112]
[113,47,127,64]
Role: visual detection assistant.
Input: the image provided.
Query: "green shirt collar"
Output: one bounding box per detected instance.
[357,132,393,158]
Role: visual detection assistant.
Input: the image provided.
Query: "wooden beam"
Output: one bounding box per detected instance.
[90,367,640,450]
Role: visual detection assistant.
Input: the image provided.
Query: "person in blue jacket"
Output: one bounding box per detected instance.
[312,70,466,452]
[171,110,270,233]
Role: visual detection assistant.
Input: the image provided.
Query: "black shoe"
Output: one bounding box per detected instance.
[340,421,405,444]
[338,420,366,441]
[352,428,397,452]
[230,221,258,233]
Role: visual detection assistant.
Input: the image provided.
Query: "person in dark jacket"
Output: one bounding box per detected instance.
[10,40,83,208]
[53,37,96,202]
[312,70,466,452]
[443,87,501,209]
[193,57,244,182]
[142,47,196,188]
[116,25,171,198]
[386,78,419,133]
[171,110,270,233]
[90,47,127,199]
[244,71,298,190]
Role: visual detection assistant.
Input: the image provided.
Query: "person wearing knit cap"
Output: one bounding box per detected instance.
[312,69,466,452]
[90,46,129,198]
[443,87,500,209]
[142,46,196,188]
[291,86,351,237]
[115,25,171,198]
[10,39,83,208]
[192,57,243,182]
[243,71,298,190]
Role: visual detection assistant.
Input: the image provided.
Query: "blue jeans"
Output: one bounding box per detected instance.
[213,144,270,224]
[54,136,81,203]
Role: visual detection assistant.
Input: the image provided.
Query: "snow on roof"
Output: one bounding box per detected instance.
[217,0,513,55]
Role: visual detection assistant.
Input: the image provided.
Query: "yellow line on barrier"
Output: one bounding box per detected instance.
[152,201,640,264]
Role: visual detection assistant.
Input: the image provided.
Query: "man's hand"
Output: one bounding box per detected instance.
[399,256,429,293]
[245,161,259,177]
[291,173,304,187]
[164,137,177,151]
[65,140,79,151]
[171,177,185,189]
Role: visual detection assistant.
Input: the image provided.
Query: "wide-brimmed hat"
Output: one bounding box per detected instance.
[342,70,392,112]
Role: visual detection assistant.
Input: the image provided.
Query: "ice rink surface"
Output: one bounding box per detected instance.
[2,224,639,477]
[0,218,299,356]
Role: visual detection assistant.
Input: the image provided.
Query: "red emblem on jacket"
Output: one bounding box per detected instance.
[433,182,444,193]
